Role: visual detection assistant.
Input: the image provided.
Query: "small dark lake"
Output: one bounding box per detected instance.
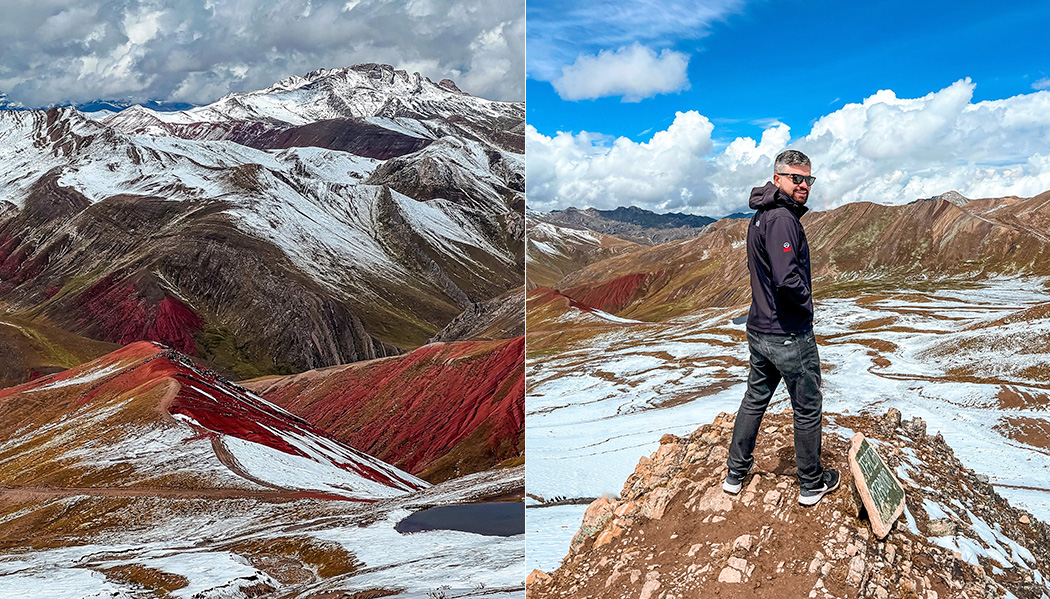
[395,502,524,537]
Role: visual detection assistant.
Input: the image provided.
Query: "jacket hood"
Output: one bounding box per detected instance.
[749,181,808,216]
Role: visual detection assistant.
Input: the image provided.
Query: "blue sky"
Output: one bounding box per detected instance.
[526,0,1050,215]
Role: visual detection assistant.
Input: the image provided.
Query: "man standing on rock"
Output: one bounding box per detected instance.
[723,149,839,506]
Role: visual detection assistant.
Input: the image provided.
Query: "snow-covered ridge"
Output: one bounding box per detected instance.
[0,63,523,366]
[101,62,522,132]
[0,101,520,298]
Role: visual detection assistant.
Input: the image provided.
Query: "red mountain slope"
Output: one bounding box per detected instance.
[244,336,525,482]
[561,270,669,314]
[0,341,426,500]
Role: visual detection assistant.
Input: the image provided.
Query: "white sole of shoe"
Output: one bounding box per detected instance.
[798,479,840,506]
[722,461,755,495]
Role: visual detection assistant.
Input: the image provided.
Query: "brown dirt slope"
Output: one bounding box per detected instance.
[0,309,117,387]
[546,192,1050,323]
[528,410,1050,599]
[525,215,640,290]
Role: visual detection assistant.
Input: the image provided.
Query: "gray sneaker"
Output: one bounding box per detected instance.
[722,457,755,494]
[798,469,840,506]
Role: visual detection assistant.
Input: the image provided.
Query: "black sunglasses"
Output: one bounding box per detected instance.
[777,173,816,186]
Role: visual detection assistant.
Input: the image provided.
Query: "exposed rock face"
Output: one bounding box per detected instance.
[429,286,525,343]
[917,190,970,206]
[529,410,1050,599]
[0,186,398,377]
[368,137,524,213]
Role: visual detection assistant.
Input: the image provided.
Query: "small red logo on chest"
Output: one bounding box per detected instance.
[783,242,792,252]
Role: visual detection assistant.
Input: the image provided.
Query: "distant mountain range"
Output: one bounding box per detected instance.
[0,91,195,113]
[0,63,524,379]
[535,205,717,245]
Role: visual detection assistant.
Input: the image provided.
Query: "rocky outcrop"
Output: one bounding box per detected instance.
[529,410,1050,599]
[917,191,970,206]
[428,286,524,343]
[367,136,524,214]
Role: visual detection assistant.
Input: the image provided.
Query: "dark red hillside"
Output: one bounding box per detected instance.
[244,336,525,483]
[76,274,204,355]
[561,270,668,315]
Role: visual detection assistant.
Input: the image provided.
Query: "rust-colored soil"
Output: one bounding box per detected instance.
[224,536,360,583]
[246,336,525,483]
[997,386,1050,410]
[994,416,1050,451]
[96,564,189,594]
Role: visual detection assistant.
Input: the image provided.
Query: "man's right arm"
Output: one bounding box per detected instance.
[764,215,811,309]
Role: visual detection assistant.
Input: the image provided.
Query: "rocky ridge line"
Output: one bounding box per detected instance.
[528,410,1050,599]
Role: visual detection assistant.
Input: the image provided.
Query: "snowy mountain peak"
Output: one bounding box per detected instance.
[93,62,521,137]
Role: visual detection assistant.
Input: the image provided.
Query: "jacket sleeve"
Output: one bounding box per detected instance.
[765,215,811,308]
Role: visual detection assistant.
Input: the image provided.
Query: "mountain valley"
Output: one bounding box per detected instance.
[525,190,1050,595]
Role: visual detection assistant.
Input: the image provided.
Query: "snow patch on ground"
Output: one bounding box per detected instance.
[25,363,125,392]
[0,468,524,598]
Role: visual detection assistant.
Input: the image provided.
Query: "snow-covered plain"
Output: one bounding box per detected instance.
[525,277,1050,572]
[0,467,524,599]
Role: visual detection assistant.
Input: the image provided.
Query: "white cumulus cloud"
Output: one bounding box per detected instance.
[526,110,714,212]
[552,43,690,102]
[527,79,1050,217]
[527,0,745,83]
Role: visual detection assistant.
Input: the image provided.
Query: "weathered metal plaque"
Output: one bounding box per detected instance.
[848,433,905,539]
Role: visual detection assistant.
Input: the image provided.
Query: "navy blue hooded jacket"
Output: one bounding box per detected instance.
[746,181,813,334]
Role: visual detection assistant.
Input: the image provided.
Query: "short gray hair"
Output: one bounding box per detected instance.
[774,150,811,174]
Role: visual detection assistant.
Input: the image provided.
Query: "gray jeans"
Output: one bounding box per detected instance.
[727,328,824,488]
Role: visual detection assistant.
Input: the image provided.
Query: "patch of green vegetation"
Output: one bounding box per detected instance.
[636,296,700,322]
[26,266,111,317]
[13,324,80,368]
[829,209,899,257]
[198,326,297,380]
